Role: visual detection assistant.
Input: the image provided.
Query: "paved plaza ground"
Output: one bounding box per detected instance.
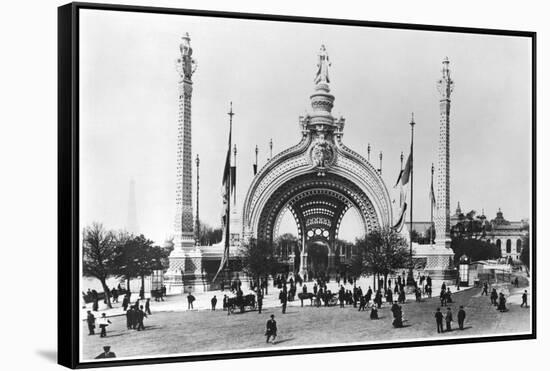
[81,277,531,361]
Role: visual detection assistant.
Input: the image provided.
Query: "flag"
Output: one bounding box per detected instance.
[430,177,436,210]
[253,163,257,176]
[400,153,412,186]
[393,202,408,232]
[213,116,232,282]
[230,166,236,197]
[393,169,404,188]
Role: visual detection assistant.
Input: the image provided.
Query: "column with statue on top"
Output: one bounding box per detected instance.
[164,33,207,294]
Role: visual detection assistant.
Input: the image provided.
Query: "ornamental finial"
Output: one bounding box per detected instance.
[176,32,197,80]
[437,57,454,99]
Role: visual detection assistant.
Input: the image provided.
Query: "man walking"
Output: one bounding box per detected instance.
[265,314,277,344]
[122,294,129,311]
[435,308,444,333]
[280,290,288,314]
[257,291,263,314]
[98,313,112,338]
[339,286,345,308]
[445,307,453,332]
[126,306,134,330]
[457,305,466,330]
[482,282,489,296]
[145,298,152,315]
[490,288,498,305]
[136,305,147,331]
[86,311,96,335]
[521,290,528,308]
[187,292,195,310]
[211,295,217,311]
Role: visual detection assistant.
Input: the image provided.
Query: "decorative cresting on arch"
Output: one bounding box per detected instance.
[241,44,393,246]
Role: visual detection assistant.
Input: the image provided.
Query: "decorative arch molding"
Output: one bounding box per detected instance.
[242,144,393,241]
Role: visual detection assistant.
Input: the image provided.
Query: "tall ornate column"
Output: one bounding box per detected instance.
[426,57,455,278]
[435,57,453,251]
[165,33,206,293]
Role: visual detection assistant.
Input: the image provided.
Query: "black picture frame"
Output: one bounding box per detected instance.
[58,2,537,368]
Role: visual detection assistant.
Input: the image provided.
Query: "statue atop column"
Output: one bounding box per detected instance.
[314,45,331,85]
[177,33,198,81]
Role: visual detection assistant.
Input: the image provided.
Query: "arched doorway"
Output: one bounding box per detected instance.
[307,241,329,277]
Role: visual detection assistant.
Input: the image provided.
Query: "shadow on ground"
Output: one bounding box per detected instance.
[36,350,57,363]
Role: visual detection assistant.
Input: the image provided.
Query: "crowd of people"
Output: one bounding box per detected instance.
[84,270,527,344]
[85,284,158,338]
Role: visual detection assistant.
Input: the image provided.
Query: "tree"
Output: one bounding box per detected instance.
[451,237,500,265]
[112,234,169,297]
[82,223,116,309]
[451,210,488,239]
[353,227,410,290]
[242,238,277,289]
[198,222,223,246]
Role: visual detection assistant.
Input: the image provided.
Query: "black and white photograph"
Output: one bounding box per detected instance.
[57,2,536,368]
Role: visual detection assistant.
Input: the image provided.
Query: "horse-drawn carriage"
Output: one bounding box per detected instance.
[298,291,338,307]
[226,293,257,313]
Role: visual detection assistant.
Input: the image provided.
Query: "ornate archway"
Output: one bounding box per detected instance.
[242,45,394,275]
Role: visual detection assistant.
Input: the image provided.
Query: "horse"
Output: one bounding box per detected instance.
[298,292,315,307]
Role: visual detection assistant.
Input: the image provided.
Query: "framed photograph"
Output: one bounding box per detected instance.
[58,2,536,368]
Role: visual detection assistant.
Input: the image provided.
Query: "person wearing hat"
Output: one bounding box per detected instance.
[98,313,112,337]
[521,290,528,308]
[86,310,96,335]
[95,346,116,359]
[435,308,444,333]
[457,305,466,330]
[265,314,277,344]
[445,307,453,332]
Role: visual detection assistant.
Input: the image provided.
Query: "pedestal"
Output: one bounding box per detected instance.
[413,242,457,282]
[164,241,208,294]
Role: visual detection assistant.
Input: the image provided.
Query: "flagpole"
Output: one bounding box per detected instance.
[225,102,234,280]
[407,113,415,286]
[233,144,237,206]
[254,145,258,175]
[195,154,200,246]
[430,163,434,246]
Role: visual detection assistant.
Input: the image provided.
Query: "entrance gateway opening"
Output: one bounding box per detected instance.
[241,45,394,278]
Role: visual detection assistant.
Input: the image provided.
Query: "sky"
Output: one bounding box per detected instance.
[79,9,532,244]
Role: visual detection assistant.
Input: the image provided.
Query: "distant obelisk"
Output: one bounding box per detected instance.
[165,33,206,294]
[126,179,139,235]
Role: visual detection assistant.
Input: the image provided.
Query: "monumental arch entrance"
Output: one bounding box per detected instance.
[242,45,394,276]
